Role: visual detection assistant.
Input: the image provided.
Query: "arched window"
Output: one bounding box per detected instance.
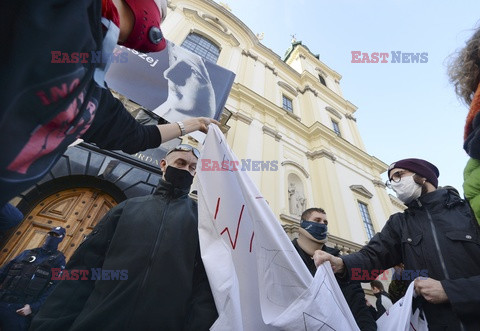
[181,33,220,63]
[319,75,327,86]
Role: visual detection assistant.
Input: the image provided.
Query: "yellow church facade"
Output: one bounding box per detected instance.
[165,0,403,250]
[0,0,405,270]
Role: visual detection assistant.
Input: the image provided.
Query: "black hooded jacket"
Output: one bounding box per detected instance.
[292,239,377,331]
[31,179,218,330]
[0,0,161,206]
[341,188,480,330]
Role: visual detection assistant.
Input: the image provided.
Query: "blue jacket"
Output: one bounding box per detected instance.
[0,247,65,314]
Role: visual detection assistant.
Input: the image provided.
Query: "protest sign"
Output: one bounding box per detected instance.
[197,125,359,330]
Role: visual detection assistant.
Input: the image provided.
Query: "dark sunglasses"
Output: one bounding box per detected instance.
[166,144,200,159]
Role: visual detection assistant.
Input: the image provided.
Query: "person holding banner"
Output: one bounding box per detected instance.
[314,158,480,330]
[292,207,377,331]
[31,144,218,330]
[0,0,219,207]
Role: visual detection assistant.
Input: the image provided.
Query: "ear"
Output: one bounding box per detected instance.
[413,174,426,185]
[160,159,167,173]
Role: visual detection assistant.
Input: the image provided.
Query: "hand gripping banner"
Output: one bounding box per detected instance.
[197,125,359,330]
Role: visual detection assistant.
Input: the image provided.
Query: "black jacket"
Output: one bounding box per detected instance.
[0,0,161,206]
[31,180,218,330]
[292,239,377,331]
[341,188,480,330]
[373,291,392,320]
[0,247,66,315]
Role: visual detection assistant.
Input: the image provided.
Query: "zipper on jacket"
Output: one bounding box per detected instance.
[127,198,170,328]
[423,204,450,279]
[421,200,466,331]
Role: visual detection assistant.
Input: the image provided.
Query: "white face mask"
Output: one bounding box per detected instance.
[390,174,422,204]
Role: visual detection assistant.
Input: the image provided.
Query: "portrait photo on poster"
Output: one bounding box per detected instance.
[105,40,235,127]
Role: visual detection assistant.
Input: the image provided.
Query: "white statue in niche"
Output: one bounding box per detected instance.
[297,195,306,214]
[288,182,306,216]
[288,183,297,214]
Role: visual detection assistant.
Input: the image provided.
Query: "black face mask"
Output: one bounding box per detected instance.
[300,220,328,241]
[42,235,63,251]
[164,166,194,189]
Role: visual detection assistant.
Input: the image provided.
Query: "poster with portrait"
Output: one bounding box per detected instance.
[105,40,235,168]
[106,40,235,124]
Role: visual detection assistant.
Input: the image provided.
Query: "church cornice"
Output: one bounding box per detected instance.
[306,149,336,162]
[306,121,388,173]
[325,106,342,119]
[345,113,357,122]
[372,179,386,188]
[229,83,389,174]
[286,44,342,81]
[182,7,240,47]
[262,125,282,141]
[242,49,258,61]
[281,161,310,178]
[277,81,298,96]
[315,67,328,78]
[231,111,253,125]
[296,85,319,97]
[280,213,301,225]
[350,185,374,199]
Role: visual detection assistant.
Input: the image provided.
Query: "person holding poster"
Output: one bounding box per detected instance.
[314,158,480,330]
[0,0,219,206]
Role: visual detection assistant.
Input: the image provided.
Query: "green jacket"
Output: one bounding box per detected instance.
[464,157,480,225]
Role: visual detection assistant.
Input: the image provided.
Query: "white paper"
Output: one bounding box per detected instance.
[197,125,359,330]
[376,281,428,331]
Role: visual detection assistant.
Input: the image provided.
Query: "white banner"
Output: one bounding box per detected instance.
[377,281,428,331]
[197,125,359,330]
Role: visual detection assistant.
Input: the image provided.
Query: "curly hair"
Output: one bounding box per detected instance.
[448,27,480,106]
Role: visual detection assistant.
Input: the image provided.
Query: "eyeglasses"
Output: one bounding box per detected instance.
[166,144,200,159]
[385,170,413,188]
